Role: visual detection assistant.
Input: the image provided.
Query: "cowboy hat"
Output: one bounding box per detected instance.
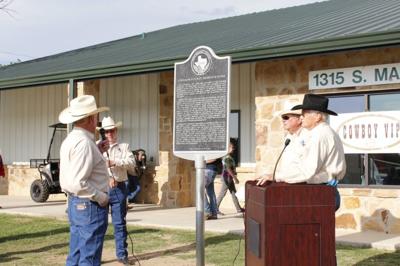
[292,94,337,116]
[97,116,122,130]
[59,95,109,124]
[280,99,302,117]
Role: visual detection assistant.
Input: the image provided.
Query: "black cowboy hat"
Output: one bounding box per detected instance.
[291,94,337,116]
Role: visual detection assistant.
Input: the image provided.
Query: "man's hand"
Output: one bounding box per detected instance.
[98,195,109,208]
[107,160,115,168]
[256,174,272,186]
[109,178,117,188]
[97,140,109,153]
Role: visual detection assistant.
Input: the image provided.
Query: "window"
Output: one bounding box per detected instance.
[328,92,400,187]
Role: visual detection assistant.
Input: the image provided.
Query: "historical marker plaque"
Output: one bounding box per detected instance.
[173,46,231,160]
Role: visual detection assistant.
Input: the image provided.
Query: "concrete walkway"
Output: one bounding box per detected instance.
[1,195,399,251]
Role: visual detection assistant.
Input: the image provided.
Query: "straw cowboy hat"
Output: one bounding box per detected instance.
[280,99,303,117]
[97,116,122,130]
[59,95,109,124]
[292,94,338,116]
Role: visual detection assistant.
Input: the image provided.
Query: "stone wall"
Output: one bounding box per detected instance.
[7,164,38,196]
[254,46,400,231]
[337,188,400,233]
[156,72,195,207]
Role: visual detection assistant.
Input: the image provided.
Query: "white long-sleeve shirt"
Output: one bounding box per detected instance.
[276,122,346,184]
[105,143,135,182]
[60,127,109,205]
[274,128,310,181]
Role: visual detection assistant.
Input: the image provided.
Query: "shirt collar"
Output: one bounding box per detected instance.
[73,127,95,140]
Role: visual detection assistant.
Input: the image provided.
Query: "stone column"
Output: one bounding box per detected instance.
[156,71,195,207]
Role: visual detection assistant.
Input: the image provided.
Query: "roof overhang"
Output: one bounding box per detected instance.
[1,30,400,90]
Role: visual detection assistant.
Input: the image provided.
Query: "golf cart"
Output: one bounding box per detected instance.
[30,123,66,202]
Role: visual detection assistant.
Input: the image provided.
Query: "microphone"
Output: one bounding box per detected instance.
[272,138,291,182]
[99,127,110,158]
[99,127,106,141]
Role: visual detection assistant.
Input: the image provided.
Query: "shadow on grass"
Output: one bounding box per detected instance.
[0,227,69,243]
[0,242,67,261]
[103,232,242,264]
[352,251,400,266]
[102,242,197,264]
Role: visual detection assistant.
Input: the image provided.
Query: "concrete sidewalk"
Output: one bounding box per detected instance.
[1,195,399,251]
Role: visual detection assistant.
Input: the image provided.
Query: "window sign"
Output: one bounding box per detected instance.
[330,111,400,154]
[309,63,400,90]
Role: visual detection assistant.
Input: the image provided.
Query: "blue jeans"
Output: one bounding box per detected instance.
[109,182,128,260]
[67,195,108,266]
[327,179,341,211]
[204,169,217,216]
[126,174,141,203]
[334,186,341,211]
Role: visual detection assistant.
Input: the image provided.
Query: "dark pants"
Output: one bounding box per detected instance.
[126,174,141,203]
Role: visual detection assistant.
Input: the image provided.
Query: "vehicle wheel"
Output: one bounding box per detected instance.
[30,179,50,202]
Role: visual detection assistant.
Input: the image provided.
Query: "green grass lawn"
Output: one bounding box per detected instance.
[0,213,399,265]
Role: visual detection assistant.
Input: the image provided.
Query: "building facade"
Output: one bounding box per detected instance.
[1,0,400,232]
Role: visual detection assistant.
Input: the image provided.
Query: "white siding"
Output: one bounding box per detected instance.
[231,63,256,164]
[99,74,159,164]
[0,84,68,164]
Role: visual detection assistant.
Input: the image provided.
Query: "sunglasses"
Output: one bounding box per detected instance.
[104,128,116,134]
[282,115,300,120]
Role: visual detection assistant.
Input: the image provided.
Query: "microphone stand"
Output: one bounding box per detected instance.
[272,138,291,182]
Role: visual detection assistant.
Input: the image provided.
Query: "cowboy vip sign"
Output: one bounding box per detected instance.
[330,111,400,153]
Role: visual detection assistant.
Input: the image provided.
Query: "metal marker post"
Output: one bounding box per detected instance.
[173,46,231,266]
[195,155,205,266]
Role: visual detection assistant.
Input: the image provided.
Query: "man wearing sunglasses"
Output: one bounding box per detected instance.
[257,99,309,184]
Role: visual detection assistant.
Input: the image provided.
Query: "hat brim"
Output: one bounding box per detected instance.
[292,104,337,116]
[59,106,109,124]
[96,121,122,130]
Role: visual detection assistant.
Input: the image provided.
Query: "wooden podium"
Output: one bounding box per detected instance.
[245,181,336,266]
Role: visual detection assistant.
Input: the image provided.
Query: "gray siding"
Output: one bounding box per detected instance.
[0,84,67,164]
[99,74,159,164]
[231,63,256,165]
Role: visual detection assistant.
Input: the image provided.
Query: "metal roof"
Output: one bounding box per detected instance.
[1,0,400,89]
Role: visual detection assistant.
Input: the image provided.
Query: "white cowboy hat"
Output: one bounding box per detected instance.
[97,116,122,130]
[59,95,109,124]
[280,99,303,117]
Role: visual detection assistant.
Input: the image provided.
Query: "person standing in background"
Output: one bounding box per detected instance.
[0,149,4,209]
[204,158,220,220]
[99,116,135,265]
[216,139,244,214]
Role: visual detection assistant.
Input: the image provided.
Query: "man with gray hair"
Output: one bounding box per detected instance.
[59,95,110,266]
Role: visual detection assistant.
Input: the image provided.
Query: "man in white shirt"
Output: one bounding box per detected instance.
[258,94,346,210]
[257,100,309,183]
[59,95,110,266]
[99,116,135,265]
